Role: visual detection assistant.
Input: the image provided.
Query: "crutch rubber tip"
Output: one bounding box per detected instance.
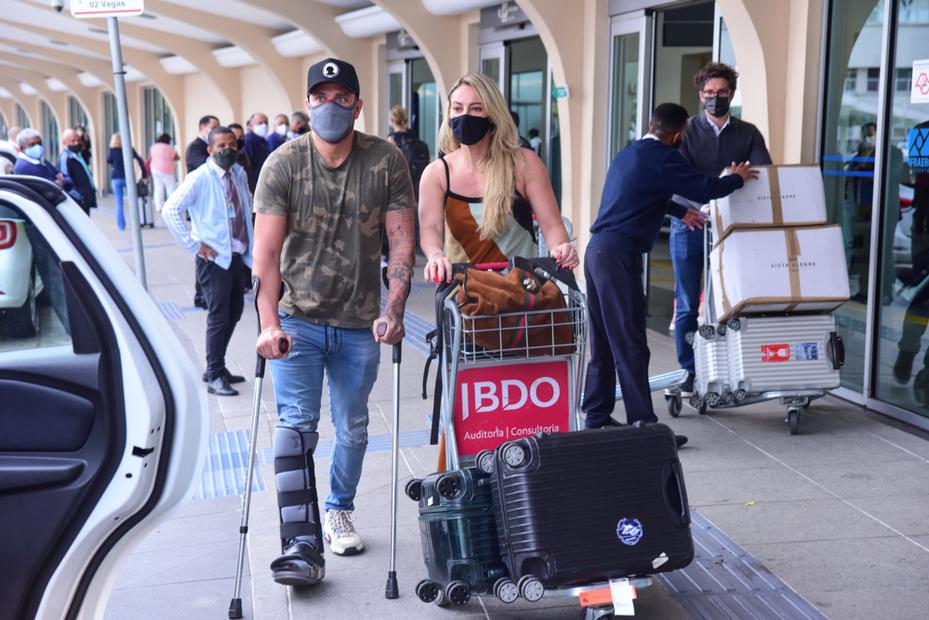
[385,571,399,599]
[228,598,243,619]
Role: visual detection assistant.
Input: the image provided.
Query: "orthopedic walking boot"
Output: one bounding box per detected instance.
[270,427,326,586]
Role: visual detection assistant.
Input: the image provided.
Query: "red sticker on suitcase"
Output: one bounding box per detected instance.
[761,343,791,362]
[453,360,571,456]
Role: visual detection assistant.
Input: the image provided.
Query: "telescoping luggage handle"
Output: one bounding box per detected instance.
[828,332,845,370]
[421,256,579,446]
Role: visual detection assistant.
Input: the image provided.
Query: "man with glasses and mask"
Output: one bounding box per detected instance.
[251,57,415,587]
[163,126,253,398]
[670,62,772,398]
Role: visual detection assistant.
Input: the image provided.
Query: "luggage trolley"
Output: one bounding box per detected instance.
[664,219,843,434]
[417,258,653,616]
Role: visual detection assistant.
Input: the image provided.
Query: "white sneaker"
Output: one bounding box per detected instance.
[324,509,365,556]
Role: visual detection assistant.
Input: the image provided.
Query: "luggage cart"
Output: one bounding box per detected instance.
[663,220,833,434]
[428,259,653,615]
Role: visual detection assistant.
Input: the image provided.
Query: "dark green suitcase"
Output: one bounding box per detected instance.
[406,467,517,607]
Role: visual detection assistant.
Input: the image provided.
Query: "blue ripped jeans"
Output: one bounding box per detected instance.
[270,314,380,512]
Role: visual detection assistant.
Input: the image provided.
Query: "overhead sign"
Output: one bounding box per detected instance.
[912,58,929,104]
[71,0,145,19]
[553,85,570,100]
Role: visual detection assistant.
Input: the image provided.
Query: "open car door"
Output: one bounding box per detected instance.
[0,177,208,620]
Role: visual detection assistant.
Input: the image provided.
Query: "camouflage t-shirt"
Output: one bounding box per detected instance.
[254,131,415,328]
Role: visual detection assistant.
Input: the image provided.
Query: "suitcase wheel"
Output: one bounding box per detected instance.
[437,473,462,500]
[444,580,471,606]
[684,331,695,345]
[517,575,545,602]
[405,478,422,502]
[727,317,742,331]
[734,389,747,403]
[666,394,682,417]
[493,577,519,604]
[476,449,496,475]
[698,325,715,340]
[415,579,440,603]
[501,443,528,469]
[705,392,720,407]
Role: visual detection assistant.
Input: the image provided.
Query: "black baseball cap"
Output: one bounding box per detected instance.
[307,58,360,98]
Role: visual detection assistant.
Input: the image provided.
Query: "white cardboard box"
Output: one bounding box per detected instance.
[711,165,827,244]
[710,225,850,322]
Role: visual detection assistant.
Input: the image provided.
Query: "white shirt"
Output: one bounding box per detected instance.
[704,111,731,137]
[209,158,247,255]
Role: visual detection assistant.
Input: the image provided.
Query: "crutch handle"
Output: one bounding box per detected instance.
[376,322,402,364]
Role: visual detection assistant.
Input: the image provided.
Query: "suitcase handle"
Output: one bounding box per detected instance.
[662,461,691,527]
[827,332,845,370]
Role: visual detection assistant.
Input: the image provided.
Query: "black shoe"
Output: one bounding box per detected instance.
[675,434,689,449]
[202,369,246,384]
[271,538,325,586]
[194,297,207,310]
[680,372,695,397]
[206,375,238,396]
[894,351,916,385]
[585,416,622,429]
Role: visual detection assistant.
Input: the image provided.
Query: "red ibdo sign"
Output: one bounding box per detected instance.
[761,343,791,363]
[453,360,571,455]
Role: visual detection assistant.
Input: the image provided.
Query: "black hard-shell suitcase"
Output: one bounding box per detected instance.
[406,467,516,607]
[488,424,694,588]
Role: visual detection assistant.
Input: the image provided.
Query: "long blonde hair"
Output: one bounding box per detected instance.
[439,73,521,240]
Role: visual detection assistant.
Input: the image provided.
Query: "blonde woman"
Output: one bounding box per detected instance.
[419,73,578,284]
[386,104,412,144]
[106,133,145,230]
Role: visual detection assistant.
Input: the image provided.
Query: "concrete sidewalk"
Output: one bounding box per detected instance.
[94,197,929,620]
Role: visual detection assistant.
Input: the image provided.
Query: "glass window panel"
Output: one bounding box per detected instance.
[15,103,30,129]
[821,0,883,392]
[874,0,929,415]
[40,101,59,164]
[410,58,438,156]
[0,112,7,140]
[610,31,640,158]
[0,203,72,350]
[481,57,500,86]
[718,18,742,117]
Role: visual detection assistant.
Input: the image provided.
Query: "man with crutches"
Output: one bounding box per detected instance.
[251,58,416,586]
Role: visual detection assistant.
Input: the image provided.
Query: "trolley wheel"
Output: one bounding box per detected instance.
[437,473,462,500]
[444,580,471,606]
[788,408,800,435]
[405,478,422,502]
[502,442,528,469]
[667,394,682,417]
[476,449,496,475]
[493,577,519,604]
[518,575,545,603]
[415,579,440,603]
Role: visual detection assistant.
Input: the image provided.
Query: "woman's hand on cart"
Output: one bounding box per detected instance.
[256,326,291,360]
[550,241,579,270]
[424,250,453,285]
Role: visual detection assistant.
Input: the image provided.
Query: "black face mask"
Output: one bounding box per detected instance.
[704,95,731,118]
[449,114,494,146]
[67,144,82,153]
[236,138,245,150]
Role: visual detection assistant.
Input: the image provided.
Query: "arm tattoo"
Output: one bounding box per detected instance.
[384,208,416,315]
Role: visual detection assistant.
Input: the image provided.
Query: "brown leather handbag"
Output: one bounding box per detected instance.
[455,265,575,356]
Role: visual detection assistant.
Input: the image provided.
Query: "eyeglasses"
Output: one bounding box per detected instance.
[701,89,732,98]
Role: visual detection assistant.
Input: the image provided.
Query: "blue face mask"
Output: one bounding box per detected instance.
[24,144,45,160]
[310,102,356,143]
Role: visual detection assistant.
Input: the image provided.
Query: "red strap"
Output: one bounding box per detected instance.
[472,262,509,271]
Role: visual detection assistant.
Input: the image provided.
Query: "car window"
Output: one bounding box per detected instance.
[0,203,72,351]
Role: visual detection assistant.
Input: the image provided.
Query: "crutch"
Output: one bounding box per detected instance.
[229,278,288,620]
[380,322,402,599]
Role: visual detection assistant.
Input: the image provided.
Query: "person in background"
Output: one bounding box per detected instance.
[15,128,84,205]
[74,125,92,167]
[186,115,219,174]
[149,133,179,219]
[288,111,309,140]
[186,115,220,308]
[60,128,97,216]
[268,114,290,151]
[386,104,414,145]
[244,112,271,193]
[670,62,771,397]
[228,123,253,186]
[106,133,146,231]
[0,128,18,175]
[163,126,252,397]
[528,128,542,155]
[509,110,532,150]
[7,127,22,150]
[583,103,757,446]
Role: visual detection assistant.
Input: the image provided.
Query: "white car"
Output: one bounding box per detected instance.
[0,216,43,337]
[0,175,207,620]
